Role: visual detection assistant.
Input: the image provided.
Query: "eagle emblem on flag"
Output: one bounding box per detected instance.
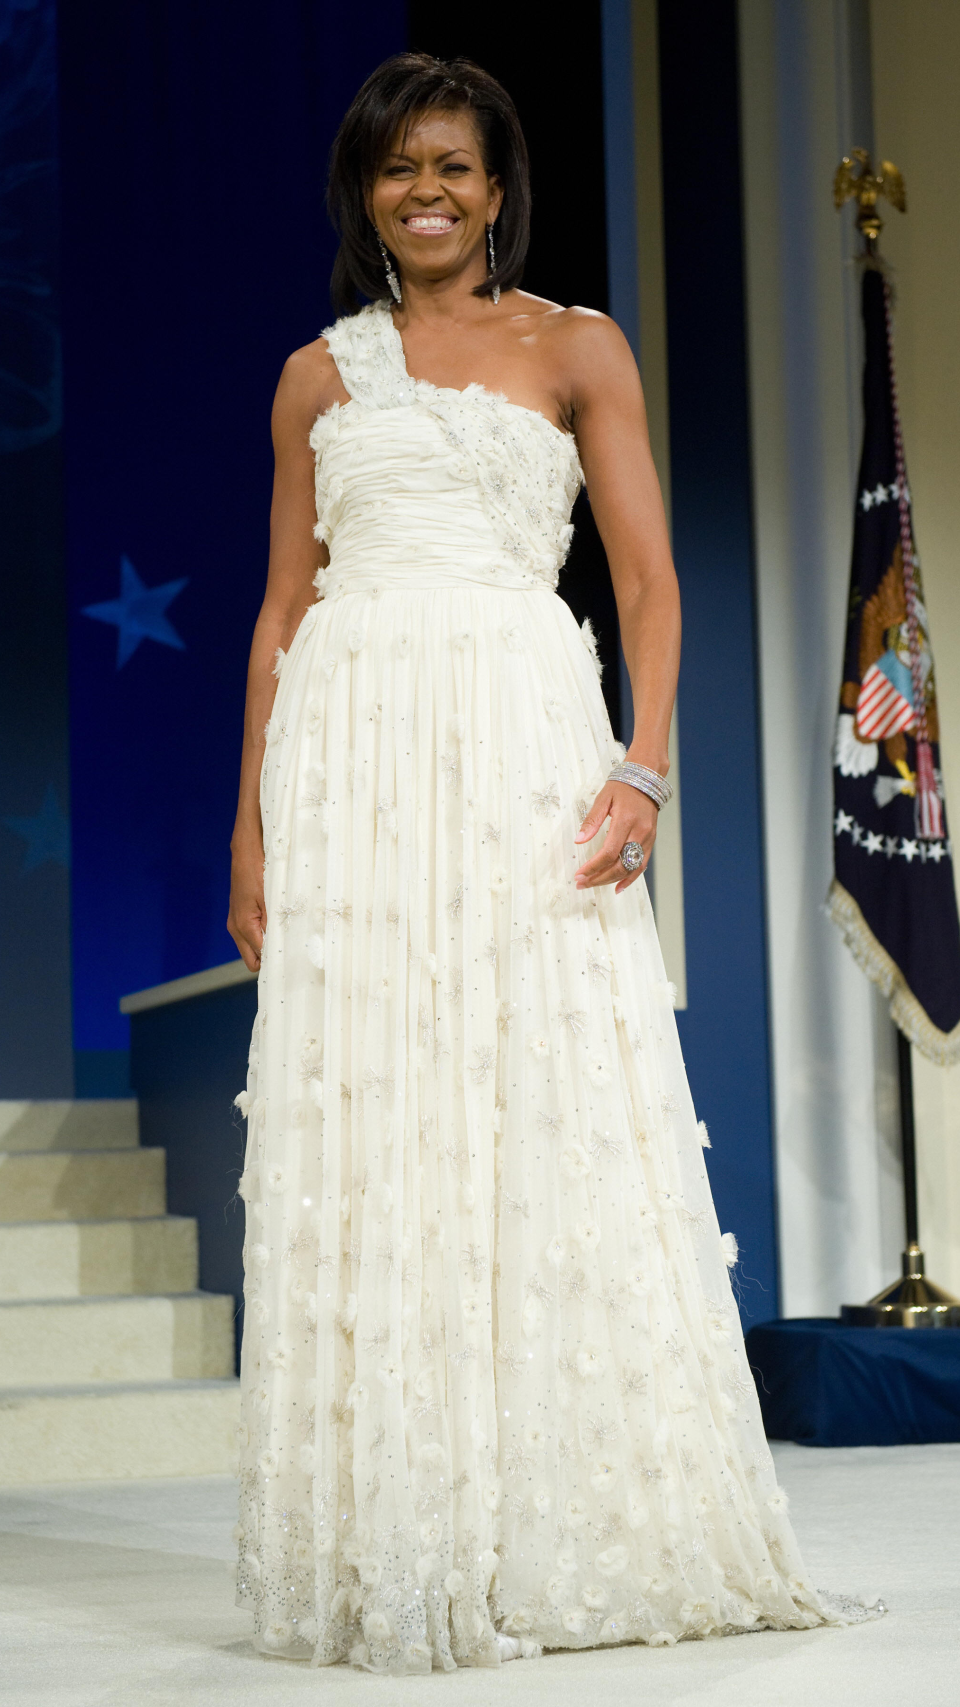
[836,540,937,786]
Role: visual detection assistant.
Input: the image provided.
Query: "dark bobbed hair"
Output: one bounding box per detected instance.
[327,53,531,316]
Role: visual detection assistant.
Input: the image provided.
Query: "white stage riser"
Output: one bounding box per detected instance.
[0,1382,240,1486]
[0,1293,235,1387]
[0,1216,198,1300]
[0,1147,166,1223]
[0,1099,139,1153]
[0,1100,240,1485]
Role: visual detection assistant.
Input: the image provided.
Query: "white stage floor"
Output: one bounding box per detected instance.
[1,1442,957,1706]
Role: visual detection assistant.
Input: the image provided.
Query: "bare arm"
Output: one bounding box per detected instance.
[563,312,681,891]
[227,345,336,969]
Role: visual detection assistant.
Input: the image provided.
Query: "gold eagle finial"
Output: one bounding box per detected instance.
[834,148,906,250]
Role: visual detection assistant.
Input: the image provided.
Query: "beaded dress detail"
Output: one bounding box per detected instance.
[235,301,849,1671]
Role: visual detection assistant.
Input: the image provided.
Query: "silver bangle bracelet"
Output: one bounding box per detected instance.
[608,760,673,810]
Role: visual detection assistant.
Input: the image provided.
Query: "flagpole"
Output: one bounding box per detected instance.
[897,1032,919,1253]
[843,1031,958,1326]
[833,151,960,1327]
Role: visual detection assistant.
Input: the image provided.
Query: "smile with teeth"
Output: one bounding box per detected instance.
[403,214,459,235]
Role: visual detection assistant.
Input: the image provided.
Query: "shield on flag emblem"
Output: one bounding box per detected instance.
[855,653,914,741]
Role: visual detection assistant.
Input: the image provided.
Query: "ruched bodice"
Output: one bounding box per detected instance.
[309,301,583,597]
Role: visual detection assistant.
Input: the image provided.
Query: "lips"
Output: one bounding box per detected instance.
[402,214,459,235]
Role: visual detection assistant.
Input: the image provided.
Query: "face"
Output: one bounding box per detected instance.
[368,107,503,289]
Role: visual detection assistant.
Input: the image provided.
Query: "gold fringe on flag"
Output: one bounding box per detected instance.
[826,878,960,1065]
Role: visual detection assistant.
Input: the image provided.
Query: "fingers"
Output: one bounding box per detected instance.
[574,784,658,887]
[576,853,636,888]
[574,787,613,844]
[576,815,657,889]
[576,822,645,883]
[228,844,266,970]
[238,937,262,973]
[228,925,260,973]
[228,909,264,973]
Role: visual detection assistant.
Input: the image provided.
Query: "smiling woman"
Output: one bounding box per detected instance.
[373,110,502,306]
[326,54,529,314]
[227,50,876,1679]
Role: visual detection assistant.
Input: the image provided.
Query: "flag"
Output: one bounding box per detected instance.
[827,264,960,1062]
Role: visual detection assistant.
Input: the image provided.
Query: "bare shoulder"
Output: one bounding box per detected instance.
[271,336,348,448]
[545,305,635,378]
[505,294,636,401]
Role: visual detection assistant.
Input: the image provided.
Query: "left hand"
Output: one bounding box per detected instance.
[574,780,659,894]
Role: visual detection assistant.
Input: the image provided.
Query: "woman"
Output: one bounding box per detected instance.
[228,53,866,1673]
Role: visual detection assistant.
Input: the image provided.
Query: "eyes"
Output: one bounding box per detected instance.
[382,161,472,179]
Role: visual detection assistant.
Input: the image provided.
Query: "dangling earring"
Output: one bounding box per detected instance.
[487,224,500,305]
[377,233,401,305]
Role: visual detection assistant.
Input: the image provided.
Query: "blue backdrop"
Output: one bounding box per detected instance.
[0,0,73,1097]
[658,1,779,1319]
[58,0,406,1091]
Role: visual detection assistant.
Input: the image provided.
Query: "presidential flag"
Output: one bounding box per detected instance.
[827,264,960,1062]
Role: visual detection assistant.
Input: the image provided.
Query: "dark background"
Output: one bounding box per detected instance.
[407,4,622,732]
[56,1,405,1087]
[0,1,73,1095]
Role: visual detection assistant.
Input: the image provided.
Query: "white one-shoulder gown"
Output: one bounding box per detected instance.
[234,300,855,1671]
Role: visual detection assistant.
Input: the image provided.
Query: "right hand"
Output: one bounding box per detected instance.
[228,838,267,971]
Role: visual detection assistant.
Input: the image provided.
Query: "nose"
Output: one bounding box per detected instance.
[410,171,444,204]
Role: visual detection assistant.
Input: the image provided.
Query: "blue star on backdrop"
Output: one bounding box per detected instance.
[83,555,188,667]
[3,784,70,873]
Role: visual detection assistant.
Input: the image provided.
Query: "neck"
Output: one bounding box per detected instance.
[393,254,493,324]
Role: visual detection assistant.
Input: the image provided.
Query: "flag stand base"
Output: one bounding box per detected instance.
[842,1034,960,1326]
[841,1245,960,1327]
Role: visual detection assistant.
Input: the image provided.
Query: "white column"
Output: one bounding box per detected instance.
[738,0,903,1315]
[602,0,688,1004]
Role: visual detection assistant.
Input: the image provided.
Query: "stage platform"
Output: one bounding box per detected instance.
[746,1318,960,1448]
[1,1443,956,1705]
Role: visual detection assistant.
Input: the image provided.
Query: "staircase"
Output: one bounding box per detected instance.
[0,1099,240,1485]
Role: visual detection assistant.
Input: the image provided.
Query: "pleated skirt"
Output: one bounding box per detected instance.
[234,583,823,1672]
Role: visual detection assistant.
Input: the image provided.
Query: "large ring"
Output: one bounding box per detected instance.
[619,841,645,873]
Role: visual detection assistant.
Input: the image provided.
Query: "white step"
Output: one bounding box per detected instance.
[0,1378,241,1485]
[0,1146,165,1223]
[0,1099,139,1152]
[0,1216,198,1300]
[0,1292,236,1387]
